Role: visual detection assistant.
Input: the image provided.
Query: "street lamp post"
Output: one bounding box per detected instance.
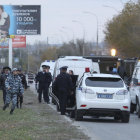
[83,11,99,49]
[59,29,70,42]
[72,20,85,56]
[103,5,120,13]
[62,26,75,42]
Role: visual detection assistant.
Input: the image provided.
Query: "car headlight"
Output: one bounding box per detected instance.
[81,87,95,94]
[116,90,128,95]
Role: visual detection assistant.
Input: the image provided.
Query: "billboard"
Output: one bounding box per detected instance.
[12,36,26,48]
[0,35,26,48]
[0,5,41,35]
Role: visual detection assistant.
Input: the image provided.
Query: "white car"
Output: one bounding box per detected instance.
[75,73,130,123]
[129,61,140,117]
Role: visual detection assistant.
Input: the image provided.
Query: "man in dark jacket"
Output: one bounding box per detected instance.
[17,68,27,108]
[0,66,11,104]
[118,60,126,79]
[52,66,72,115]
[36,65,52,104]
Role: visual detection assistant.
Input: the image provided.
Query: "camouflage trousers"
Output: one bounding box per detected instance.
[5,92,17,110]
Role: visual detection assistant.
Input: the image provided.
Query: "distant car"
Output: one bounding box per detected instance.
[75,73,130,123]
[28,72,34,84]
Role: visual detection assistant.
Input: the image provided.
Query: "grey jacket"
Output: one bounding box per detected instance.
[5,74,24,94]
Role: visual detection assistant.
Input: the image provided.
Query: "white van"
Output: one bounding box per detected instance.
[40,60,56,76]
[129,61,140,117]
[53,56,100,81]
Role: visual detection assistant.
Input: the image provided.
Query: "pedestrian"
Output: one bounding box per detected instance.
[52,66,72,115]
[35,65,52,104]
[118,60,126,79]
[0,66,11,104]
[69,70,74,75]
[17,68,27,108]
[68,70,78,107]
[3,68,24,114]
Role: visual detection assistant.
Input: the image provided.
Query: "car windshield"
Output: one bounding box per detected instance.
[85,77,124,88]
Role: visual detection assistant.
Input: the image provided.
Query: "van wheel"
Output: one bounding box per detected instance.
[130,103,136,114]
[136,97,139,114]
[56,104,60,112]
[138,106,140,118]
[121,112,130,123]
[75,109,83,121]
[70,110,75,118]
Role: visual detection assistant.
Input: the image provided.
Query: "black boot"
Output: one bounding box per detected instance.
[20,103,22,109]
[3,104,8,111]
[10,109,14,115]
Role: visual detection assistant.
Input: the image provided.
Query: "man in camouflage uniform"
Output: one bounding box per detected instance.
[3,68,24,114]
[0,66,11,104]
[17,68,27,108]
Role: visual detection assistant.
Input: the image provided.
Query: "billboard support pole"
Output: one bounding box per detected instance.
[9,38,13,69]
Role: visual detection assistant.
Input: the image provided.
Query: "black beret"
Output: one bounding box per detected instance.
[60,66,68,70]
[3,66,11,71]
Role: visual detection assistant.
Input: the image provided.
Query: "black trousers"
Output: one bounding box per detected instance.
[59,92,68,115]
[17,95,23,108]
[2,89,7,104]
[38,87,49,103]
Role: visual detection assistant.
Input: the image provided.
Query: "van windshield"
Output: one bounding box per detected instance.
[85,77,124,88]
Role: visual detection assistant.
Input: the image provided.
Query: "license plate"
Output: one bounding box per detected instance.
[97,94,113,99]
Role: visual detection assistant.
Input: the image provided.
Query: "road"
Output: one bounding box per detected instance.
[72,114,140,140]
[30,83,140,140]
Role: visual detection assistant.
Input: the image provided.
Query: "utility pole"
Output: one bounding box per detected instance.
[9,38,13,69]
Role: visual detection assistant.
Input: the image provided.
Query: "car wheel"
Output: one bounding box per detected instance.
[114,115,121,121]
[130,103,136,114]
[121,112,130,123]
[75,109,83,121]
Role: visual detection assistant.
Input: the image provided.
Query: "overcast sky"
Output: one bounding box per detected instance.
[0,0,137,44]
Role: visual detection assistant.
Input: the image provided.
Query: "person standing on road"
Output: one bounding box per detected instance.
[0,66,11,105]
[52,66,72,115]
[17,68,27,108]
[3,68,24,114]
[68,70,78,107]
[35,65,52,104]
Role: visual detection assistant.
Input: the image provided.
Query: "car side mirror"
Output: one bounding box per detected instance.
[133,78,138,85]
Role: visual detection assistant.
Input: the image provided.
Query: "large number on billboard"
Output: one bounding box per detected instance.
[0,5,41,35]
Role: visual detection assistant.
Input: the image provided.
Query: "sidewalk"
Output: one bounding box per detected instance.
[0,87,89,140]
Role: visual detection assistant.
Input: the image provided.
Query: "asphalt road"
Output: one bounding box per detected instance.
[73,114,140,140]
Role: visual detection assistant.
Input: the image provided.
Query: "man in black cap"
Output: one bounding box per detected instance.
[35,65,52,103]
[17,68,27,108]
[52,66,72,115]
[0,66,11,104]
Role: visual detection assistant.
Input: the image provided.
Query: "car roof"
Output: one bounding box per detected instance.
[83,73,121,79]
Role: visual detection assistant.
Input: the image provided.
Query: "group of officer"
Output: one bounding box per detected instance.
[0,67,27,114]
[36,65,73,115]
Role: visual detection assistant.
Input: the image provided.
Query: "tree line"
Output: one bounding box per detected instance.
[105,0,140,58]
